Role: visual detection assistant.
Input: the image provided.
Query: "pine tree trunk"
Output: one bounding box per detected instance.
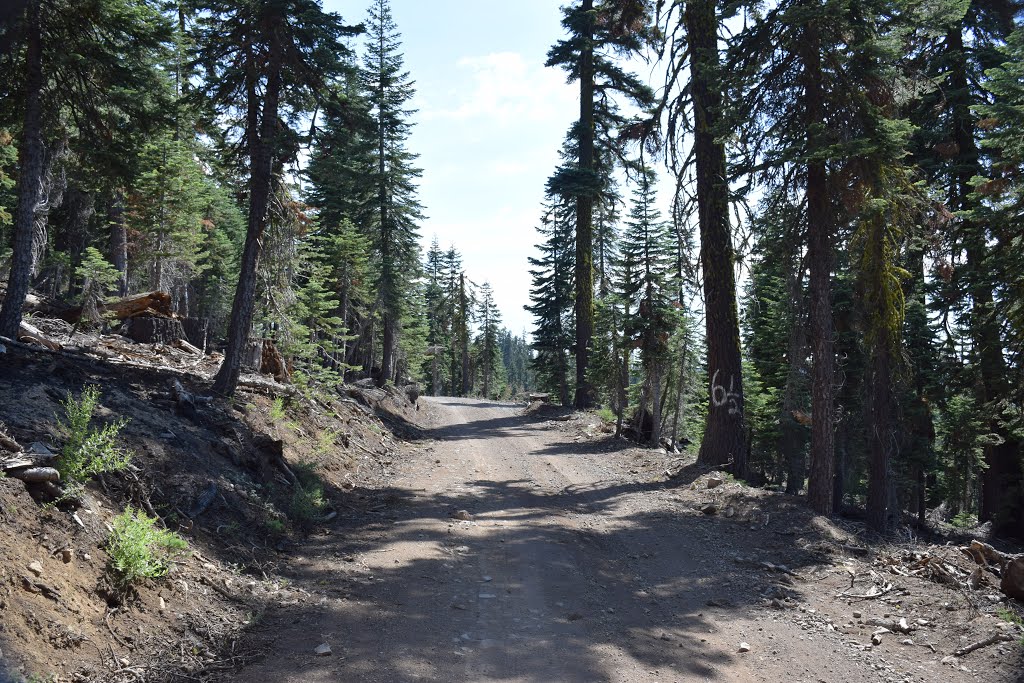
[108,189,128,296]
[802,18,837,516]
[650,363,663,447]
[686,0,747,475]
[782,272,808,494]
[866,344,894,531]
[213,31,283,396]
[574,0,596,410]
[0,0,43,339]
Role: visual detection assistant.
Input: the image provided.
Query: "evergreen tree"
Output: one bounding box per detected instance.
[526,200,576,406]
[546,0,656,409]
[194,0,358,395]
[659,0,748,474]
[618,167,676,445]
[475,282,503,399]
[361,0,423,387]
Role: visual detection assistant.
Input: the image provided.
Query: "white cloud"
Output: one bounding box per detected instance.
[418,52,575,127]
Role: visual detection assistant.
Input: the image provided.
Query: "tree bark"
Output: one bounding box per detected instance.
[108,189,128,296]
[0,0,43,339]
[213,29,284,396]
[686,0,747,476]
[802,17,837,516]
[574,0,596,409]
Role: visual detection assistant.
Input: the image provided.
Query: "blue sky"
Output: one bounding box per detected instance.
[324,0,578,335]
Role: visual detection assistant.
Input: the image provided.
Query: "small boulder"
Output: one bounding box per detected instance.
[738,642,750,653]
[314,643,332,656]
[452,509,473,521]
[1000,556,1024,600]
[27,561,43,577]
[701,504,718,515]
[706,476,725,489]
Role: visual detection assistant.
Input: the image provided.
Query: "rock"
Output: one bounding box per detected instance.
[871,633,883,646]
[738,642,750,653]
[27,561,43,577]
[1000,556,1024,600]
[853,610,862,619]
[901,639,914,646]
[27,442,55,457]
[707,476,725,489]
[159,596,167,611]
[724,506,736,518]
[701,504,718,515]
[453,509,473,521]
[60,549,72,563]
[941,655,958,666]
[314,643,332,656]
[82,553,91,561]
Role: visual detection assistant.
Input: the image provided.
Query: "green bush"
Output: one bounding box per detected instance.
[107,507,187,586]
[57,385,132,487]
[269,396,287,421]
[289,461,327,527]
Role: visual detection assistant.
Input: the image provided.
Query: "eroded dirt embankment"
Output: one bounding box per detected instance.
[0,345,418,682]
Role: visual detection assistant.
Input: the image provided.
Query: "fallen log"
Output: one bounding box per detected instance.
[8,467,60,483]
[172,338,203,355]
[0,433,23,452]
[18,320,62,351]
[58,290,173,323]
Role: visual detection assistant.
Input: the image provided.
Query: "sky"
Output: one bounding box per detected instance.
[324,0,578,335]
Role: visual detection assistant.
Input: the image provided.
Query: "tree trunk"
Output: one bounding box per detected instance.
[574,0,596,410]
[213,30,284,396]
[866,344,894,531]
[782,270,809,494]
[0,0,43,339]
[108,189,128,296]
[802,18,837,516]
[686,0,747,476]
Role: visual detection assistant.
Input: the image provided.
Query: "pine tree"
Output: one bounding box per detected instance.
[362,0,423,387]
[194,0,358,395]
[475,282,503,399]
[546,0,656,409]
[618,167,676,445]
[659,0,747,474]
[527,200,576,406]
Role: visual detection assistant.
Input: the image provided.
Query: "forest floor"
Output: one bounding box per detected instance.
[220,397,1024,683]
[1,333,1023,682]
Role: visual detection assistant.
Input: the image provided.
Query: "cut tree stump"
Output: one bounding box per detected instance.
[123,316,186,344]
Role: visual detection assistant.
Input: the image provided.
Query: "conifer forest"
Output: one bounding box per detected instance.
[2,0,1024,551]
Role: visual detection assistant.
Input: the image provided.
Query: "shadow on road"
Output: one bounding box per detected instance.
[210,400,832,682]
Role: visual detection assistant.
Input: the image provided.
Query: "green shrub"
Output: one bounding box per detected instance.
[596,407,616,423]
[57,385,132,487]
[269,397,287,421]
[951,511,978,529]
[107,507,187,586]
[289,461,327,527]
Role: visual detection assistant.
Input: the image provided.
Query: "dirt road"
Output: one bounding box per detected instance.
[223,398,1015,682]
